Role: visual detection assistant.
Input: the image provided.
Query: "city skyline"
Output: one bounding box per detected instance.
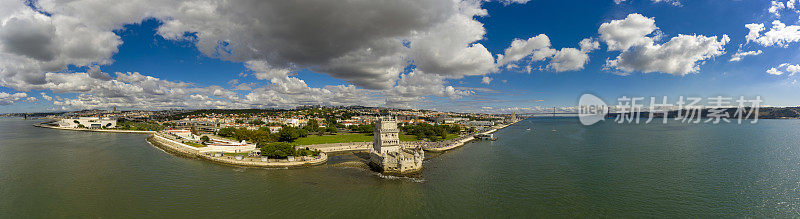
[1,0,799,114]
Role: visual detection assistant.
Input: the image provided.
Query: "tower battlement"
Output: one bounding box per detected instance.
[369,116,423,174]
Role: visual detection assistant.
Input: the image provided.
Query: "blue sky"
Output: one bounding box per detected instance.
[0,0,799,113]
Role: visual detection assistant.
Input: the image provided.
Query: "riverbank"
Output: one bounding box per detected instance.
[300,142,372,153]
[421,121,518,152]
[35,119,520,168]
[146,132,328,168]
[35,121,156,134]
[296,120,520,153]
[36,121,330,168]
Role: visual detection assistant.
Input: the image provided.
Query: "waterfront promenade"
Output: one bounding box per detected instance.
[35,121,156,134]
[34,119,520,168]
[37,121,330,168]
[421,121,516,152]
[300,120,519,153]
[147,133,328,168]
[300,142,372,153]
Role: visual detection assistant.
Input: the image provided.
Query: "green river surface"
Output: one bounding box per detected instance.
[1,117,799,217]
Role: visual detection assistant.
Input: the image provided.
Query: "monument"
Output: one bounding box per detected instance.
[369,117,423,174]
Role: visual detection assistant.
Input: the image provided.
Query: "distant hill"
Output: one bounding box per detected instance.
[608,107,800,119]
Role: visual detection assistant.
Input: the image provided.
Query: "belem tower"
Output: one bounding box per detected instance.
[369,117,424,174]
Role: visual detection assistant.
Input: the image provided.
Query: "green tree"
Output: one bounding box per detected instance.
[325,126,338,134]
[217,127,236,137]
[298,128,308,138]
[348,124,374,133]
[295,147,321,157]
[278,126,301,142]
[303,120,319,132]
[325,117,338,127]
[400,123,460,142]
[259,142,296,158]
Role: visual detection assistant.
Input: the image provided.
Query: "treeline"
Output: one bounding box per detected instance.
[400,123,461,142]
[217,120,338,144]
[347,124,374,133]
[168,109,286,120]
[259,142,320,158]
[116,119,165,131]
[217,126,280,143]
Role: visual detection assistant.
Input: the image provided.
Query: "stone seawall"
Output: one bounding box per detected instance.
[36,122,156,134]
[299,142,372,153]
[146,135,200,158]
[197,153,327,168]
[299,121,519,154]
[147,133,327,168]
[421,121,518,152]
[420,136,476,152]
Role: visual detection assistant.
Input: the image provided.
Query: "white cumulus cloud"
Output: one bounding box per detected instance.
[599,13,730,76]
[497,35,598,73]
[614,0,681,6]
[0,92,30,105]
[481,76,492,84]
[729,49,763,62]
[746,20,800,47]
[0,0,523,109]
[766,63,800,76]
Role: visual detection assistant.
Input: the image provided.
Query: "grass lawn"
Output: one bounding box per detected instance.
[415,133,459,142]
[399,133,418,141]
[293,133,419,145]
[185,142,206,148]
[223,153,250,156]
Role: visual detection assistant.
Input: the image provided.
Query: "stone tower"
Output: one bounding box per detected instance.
[373,117,400,154]
[369,116,423,175]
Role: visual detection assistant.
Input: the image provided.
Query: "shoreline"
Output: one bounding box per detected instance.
[146,133,328,168]
[35,121,330,168]
[35,121,156,134]
[422,120,518,152]
[34,119,522,169]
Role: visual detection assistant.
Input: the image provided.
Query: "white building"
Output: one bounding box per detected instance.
[435,116,467,124]
[464,120,494,127]
[267,126,283,133]
[164,129,257,154]
[281,118,301,127]
[59,117,117,129]
[165,130,195,139]
[369,117,423,174]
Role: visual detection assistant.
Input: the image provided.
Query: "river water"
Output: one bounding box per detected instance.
[1,117,799,217]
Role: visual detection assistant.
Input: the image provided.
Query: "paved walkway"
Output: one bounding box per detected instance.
[149,132,327,168]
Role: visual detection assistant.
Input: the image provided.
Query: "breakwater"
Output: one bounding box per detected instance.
[300,142,372,153]
[299,121,519,153]
[421,122,516,152]
[36,121,156,134]
[38,120,519,168]
[146,133,327,168]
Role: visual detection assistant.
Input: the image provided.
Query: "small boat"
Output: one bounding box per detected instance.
[476,133,496,140]
[526,128,531,131]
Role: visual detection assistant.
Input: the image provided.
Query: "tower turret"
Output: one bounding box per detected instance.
[373,117,400,154]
